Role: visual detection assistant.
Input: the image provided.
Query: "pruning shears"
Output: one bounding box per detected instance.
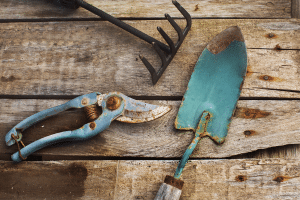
[5,92,172,162]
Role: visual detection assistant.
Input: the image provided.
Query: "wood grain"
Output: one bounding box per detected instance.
[0,0,291,20]
[1,99,300,159]
[292,0,300,18]
[0,19,299,97]
[1,159,300,199]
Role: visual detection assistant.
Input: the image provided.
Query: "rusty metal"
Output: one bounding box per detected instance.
[81,98,89,106]
[106,96,122,110]
[164,175,184,190]
[235,107,271,119]
[175,26,248,178]
[235,175,247,182]
[5,92,171,162]
[84,105,99,121]
[52,0,192,85]
[206,26,245,54]
[11,134,27,160]
[89,122,97,130]
[273,176,292,182]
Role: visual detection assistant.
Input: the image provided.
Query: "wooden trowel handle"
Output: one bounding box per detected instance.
[154,175,184,200]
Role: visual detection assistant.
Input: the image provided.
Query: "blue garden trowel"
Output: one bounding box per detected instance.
[154,26,247,200]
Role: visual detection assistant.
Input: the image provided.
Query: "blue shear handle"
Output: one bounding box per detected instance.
[5,93,99,146]
[11,107,123,162]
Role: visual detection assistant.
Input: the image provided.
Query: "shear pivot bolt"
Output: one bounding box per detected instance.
[107,96,122,110]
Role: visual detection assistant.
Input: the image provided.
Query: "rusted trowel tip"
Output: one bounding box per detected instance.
[207,26,245,54]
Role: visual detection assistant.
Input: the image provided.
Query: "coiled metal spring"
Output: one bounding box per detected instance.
[84,104,100,121]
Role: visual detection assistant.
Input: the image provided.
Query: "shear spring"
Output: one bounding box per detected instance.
[11,134,27,160]
[84,104,100,121]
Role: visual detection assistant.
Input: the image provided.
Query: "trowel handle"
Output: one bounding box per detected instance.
[154,175,184,200]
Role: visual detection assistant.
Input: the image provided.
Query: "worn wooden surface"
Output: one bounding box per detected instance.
[1,99,300,160]
[292,0,300,18]
[0,0,291,20]
[1,159,300,199]
[0,19,300,97]
[1,0,300,199]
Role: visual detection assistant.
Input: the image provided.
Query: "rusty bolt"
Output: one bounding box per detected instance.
[244,130,252,136]
[268,33,274,38]
[263,75,269,80]
[81,98,89,106]
[106,96,122,110]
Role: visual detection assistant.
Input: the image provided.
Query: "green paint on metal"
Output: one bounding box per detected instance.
[175,40,247,143]
[174,111,210,179]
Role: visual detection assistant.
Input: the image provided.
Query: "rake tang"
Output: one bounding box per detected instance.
[6,92,171,162]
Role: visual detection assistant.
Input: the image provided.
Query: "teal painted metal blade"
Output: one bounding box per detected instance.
[175,26,247,143]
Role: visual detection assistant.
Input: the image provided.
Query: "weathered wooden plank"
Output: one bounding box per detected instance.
[1,99,300,159]
[292,0,300,18]
[1,159,300,199]
[0,0,291,20]
[0,19,299,97]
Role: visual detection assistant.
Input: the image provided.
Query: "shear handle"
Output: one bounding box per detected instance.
[11,104,124,162]
[5,93,100,146]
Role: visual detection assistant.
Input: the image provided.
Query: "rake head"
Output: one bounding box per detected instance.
[140,1,191,84]
[52,0,191,85]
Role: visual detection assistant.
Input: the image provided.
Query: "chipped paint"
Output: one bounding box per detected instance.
[117,105,171,123]
[81,98,89,106]
[207,26,245,54]
[6,92,170,162]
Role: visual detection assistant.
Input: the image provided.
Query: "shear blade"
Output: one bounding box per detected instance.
[117,96,171,123]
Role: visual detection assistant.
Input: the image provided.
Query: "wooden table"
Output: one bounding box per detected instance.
[1,0,300,199]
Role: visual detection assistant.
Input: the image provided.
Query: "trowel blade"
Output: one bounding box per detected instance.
[175,26,247,143]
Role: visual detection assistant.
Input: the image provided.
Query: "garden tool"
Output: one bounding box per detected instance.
[155,26,247,200]
[5,92,171,162]
[52,0,191,85]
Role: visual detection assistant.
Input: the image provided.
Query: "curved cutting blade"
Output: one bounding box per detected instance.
[117,95,172,123]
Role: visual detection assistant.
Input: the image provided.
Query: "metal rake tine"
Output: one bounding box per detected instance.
[165,13,183,43]
[152,42,167,66]
[157,27,176,54]
[139,55,158,84]
[172,0,192,36]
